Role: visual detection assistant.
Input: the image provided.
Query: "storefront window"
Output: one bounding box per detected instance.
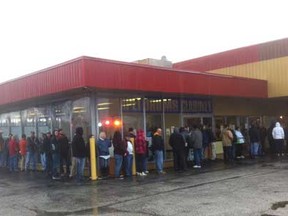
[10,112,21,140]
[163,98,181,160]
[145,98,163,160]
[122,97,144,133]
[0,113,10,138]
[22,108,36,136]
[72,98,91,142]
[97,98,121,139]
[53,101,72,140]
[36,107,53,138]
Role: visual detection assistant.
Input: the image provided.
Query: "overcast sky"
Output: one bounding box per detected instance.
[0,0,287,83]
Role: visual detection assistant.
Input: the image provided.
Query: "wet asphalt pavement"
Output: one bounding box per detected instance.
[1,157,288,216]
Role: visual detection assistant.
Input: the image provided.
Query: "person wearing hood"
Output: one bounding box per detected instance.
[272,122,285,157]
[72,127,86,182]
[169,127,186,172]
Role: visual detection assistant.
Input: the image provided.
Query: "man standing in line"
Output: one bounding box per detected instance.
[72,127,86,182]
[272,122,285,157]
[152,128,166,174]
[25,131,38,172]
[59,129,70,177]
[0,130,4,167]
[249,122,261,159]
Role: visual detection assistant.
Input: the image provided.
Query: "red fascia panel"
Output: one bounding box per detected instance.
[0,56,267,108]
[0,59,85,106]
[83,57,267,98]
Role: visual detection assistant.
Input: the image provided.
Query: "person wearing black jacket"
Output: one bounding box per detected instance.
[152,128,166,174]
[58,129,70,177]
[249,122,261,159]
[113,131,126,179]
[51,130,60,180]
[72,127,86,182]
[43,132,52,177]
[169,127,186,172]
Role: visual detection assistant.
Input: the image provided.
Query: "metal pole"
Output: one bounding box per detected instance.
[90,136,97,180]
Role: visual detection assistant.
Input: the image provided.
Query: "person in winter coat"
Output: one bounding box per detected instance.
[72,127,86,182]
[249,122,261,159]
[124,132,134,177]
[9,134,19,172]
[272,122,285,157]
[235,126,245,159]
[25,131,38,172]
[169,127,186,172]
[135,129,147,176]
[191,125,203,168]
[112,131,126,179]
[51,130,61,179]
[152,128,166,174]
[222,125,233,162]
[43,132,52,176]
[58,129,70,177]
[19,134,27,171]
[97,131,112,179]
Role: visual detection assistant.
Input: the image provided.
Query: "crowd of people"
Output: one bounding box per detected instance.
[0,120,287,181]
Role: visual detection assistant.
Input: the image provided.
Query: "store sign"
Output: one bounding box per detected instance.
[122,97,212,113]
[182,98,212,113]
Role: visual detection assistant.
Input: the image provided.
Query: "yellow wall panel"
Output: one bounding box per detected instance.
[210,57,288,98]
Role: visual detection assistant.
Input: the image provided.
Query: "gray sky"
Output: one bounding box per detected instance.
[0,0,287,83]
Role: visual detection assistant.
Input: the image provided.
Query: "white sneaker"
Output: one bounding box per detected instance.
[141,172,147,176]
[136,172,141,176]
[193,165,201,169]
[144,171,149,174]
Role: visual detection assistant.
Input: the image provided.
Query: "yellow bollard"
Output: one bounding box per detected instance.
[130,137,136,176]
[90,136,97,180]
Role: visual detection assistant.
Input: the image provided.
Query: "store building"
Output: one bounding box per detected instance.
[2,38,287,161]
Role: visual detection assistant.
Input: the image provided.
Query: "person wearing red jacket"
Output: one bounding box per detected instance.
[9,134,19,172]
[135,129,147,176]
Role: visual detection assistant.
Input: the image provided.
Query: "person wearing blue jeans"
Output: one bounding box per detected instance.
[97,131,112,179]
[193,148,202,167]
[191,124,203,168]
[76,157,85,181]
[249,123,261,158]
[112,131,126,179]
[26,132,38,171]
[72,127,87,182]
[114,154,123,178]
[152,128,166,174]
[154,150,164,173]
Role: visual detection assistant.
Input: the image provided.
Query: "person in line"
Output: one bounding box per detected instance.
[72,127,86,182]
[51,130,61,180]
[272,122,285,157]
[97,131,112,179]
[9,134,19,172]
[222,125,233,163]
[39,133,46,171]
[19,134,27,171]
[0,130,4,167]
[58,129,70,177]
[180,126,192,167]
[152,128,166,174]
[25,131,38,172]
[191,125,203,168]
[112,131,126,179]
[235,126,245,159]
[135,129,147,176]
[169,127,186,172]
[124,133,134,177]
[43,131,52,177]
[249,122,261,159]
